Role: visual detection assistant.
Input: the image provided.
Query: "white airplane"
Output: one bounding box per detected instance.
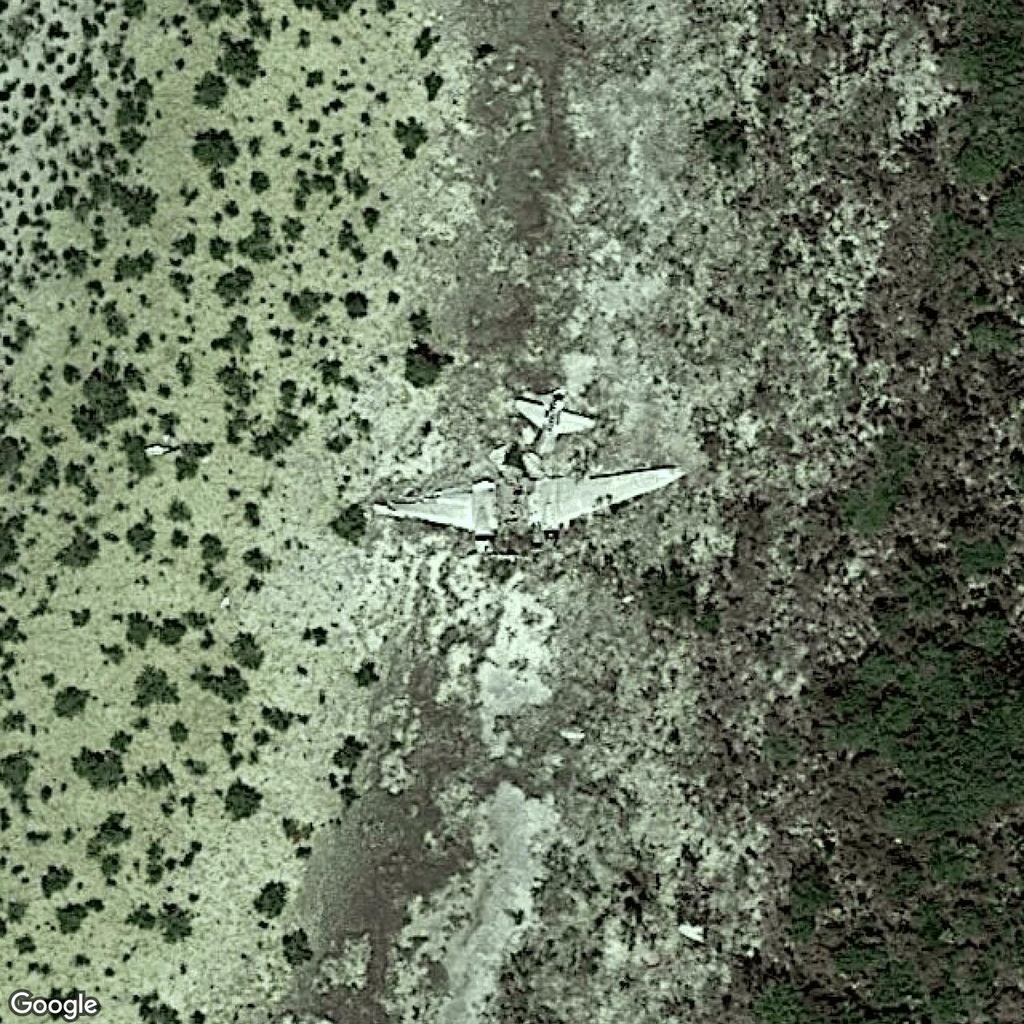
[372,390,683,553]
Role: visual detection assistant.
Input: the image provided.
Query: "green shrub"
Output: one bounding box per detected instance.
[243,547,273,572]
[194,72,228,109]
[403,340,453,387]
[753,984,822,1024]
[831,645,1024,834]
[355,661,378,687]
[955,131,1013,186]
[193,664,249,704]
[132,666,179,708]
[63,246,89,275]
[702,117,747,172]
[54,686,90,718]
[237,211,275,262]
[968,319,1018,354]
[175,441,213,480]
[211,316,253,354]
[330,504,367,543]
[414,26,438,58]
[214,266,254,305]
[0,513,25,570]
[957,537,1007,575]
[137,764,175,789]
[127,518,156,555]
[869,961,922,1009]
[395,117,428,158]
[991,181,1024,242]
[344,290,368,318]
[26,452,58,495]
[41,865,73,898]
[122,433,154,477]
[138,994,182,1024]
[114,250,155,281]
[254,880,287,917]
[293,0,354,20]
[928,835,978,885]
[282,928,313,965]
[126,904,157,929]
[158,618,187,645]
[963,614,1008,653]
[332,735,368,773]
[112,183,158,227]
[842,439,918,534]
[338,220,366,261]
[209,236,232,260]
[224,779,262,820]
[218,35,262,86]
[72,748,126,790]
[832,941,885,976]
[790,864,832,941]
[0,751,35,801]
[289,289,327,321]
[158,904,193,943]
[642,560,697,623]
[75,355,139,436]
[951,29,1024,90]
[56,903,89,934]
[56,527,100,568]
[86,812,132,858]
[932,207,981,272]
[251,409,305,459]
[229,632,264,669]
[424,72,443,100]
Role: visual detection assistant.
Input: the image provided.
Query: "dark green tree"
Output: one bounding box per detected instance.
[224,779,263,820]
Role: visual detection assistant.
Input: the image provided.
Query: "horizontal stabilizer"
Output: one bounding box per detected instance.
[515,393,595,436]
[515,398,548,430]
[557,410,596,434]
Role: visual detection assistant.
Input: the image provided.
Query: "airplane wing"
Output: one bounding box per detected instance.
[373,481,498,536]
[373,488,476,531]
[527,468,684,530]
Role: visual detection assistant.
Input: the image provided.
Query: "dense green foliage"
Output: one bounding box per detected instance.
[755,7,1024,1022]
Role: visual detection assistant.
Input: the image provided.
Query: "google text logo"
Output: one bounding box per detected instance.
[8,991,101,1021]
